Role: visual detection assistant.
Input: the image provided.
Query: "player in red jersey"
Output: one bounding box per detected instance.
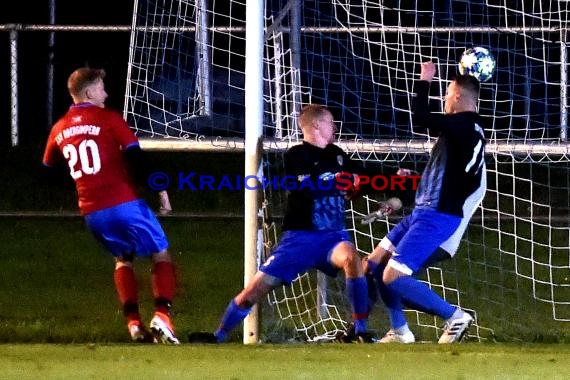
[42,67,179,344]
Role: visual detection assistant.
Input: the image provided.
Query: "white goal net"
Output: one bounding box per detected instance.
[126,0,570,343]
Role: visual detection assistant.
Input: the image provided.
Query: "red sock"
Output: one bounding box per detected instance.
[152,261,176,314]
[114,265,139,322]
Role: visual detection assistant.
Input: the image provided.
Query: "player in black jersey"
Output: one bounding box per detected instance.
[365,61,487,344]
[189,104,387,343]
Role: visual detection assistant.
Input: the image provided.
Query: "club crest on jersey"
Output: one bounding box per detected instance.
[337,155,343,166]
[319,172,335,181]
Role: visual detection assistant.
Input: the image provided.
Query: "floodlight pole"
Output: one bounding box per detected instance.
[243,0,264,344]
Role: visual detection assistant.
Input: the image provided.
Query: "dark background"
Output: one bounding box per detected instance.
[0,1,135,149]
[0,1,245,215]
[0,1,158,213]
[0,1,563,149]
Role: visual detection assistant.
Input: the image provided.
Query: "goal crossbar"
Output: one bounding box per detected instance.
[139,138,570,156]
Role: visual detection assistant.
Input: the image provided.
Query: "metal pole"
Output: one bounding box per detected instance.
[243,0,264,344]
[47,0,55,129]
[272,32,283,138]
[123,0,139,120]
[289,0,302,133]
[197,0,212,116]
[560,11,568,142]
[10,27,19,146]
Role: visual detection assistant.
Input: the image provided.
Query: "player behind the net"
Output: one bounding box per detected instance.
[364,61,487,344]
[188,104,396,344]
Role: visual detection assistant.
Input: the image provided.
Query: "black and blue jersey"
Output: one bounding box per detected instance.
[282,142,359,231]
[412,80,487,217]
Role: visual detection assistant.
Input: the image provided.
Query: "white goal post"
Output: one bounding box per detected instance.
[128,0,570,343]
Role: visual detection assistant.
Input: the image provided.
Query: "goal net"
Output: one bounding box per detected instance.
[125,0,570,343]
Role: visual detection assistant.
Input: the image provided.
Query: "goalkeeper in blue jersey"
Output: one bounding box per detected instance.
[365,61,487,344]
[188,104,384,344]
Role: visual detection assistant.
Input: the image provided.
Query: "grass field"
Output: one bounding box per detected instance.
[3,147,570,378]
[2,343,570,379]
[3,216,570,380]
[0,217,245,343]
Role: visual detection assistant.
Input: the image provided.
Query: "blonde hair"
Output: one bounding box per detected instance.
[298,104,330,131]
[67,67,106,98]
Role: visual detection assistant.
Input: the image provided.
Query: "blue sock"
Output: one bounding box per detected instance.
[346,276,369,334]
[214,299,252,342]
[370,262,408,329]
[387,276,455,319]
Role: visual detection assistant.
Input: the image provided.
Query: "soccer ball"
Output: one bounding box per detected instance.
[458,47,496,82]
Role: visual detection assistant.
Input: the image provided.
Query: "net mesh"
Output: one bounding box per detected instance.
[127,0,570,342]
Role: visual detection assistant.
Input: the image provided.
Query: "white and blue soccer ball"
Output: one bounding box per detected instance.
[458,46,496,82]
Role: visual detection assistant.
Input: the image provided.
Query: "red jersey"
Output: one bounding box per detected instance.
[43,103,140,215]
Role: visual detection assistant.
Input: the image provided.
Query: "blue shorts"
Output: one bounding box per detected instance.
[386,208,461,275]
[85,199,168,258]
[260,230,351,285]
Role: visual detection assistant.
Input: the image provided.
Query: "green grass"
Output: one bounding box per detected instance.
[3,146,570,377]
[2,343,570,379]
[0,217,245,343]
[3,214,570,344]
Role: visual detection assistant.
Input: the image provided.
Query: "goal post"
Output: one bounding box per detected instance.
[127,0,570,343]
[242,0,264,345]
